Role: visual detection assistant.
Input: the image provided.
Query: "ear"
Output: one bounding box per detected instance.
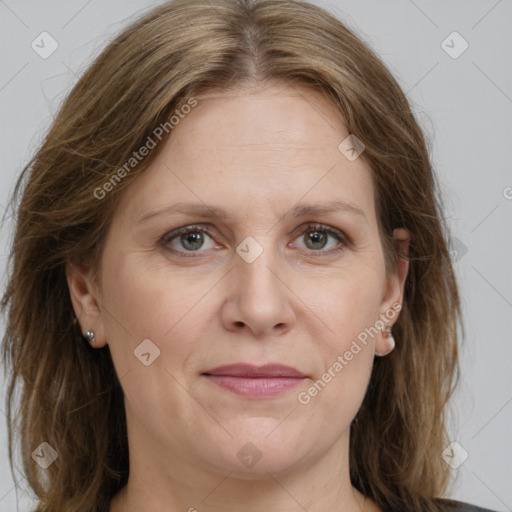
[374,228,410,356]
[66,261,108,348]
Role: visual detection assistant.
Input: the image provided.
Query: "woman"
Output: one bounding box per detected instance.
[1,0,498,511]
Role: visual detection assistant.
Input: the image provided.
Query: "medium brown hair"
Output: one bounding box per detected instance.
[1,0,461,510]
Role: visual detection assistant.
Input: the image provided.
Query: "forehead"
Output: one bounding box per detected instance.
[190,81,347,149]
[116,82,377,227]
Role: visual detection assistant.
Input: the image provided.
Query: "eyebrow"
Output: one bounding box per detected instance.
[137,200,367,224]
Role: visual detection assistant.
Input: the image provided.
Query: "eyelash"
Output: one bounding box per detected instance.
[160,223,349,258]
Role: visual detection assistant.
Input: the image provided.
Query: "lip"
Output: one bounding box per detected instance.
[202,363,308,398]
[203,363,307,378]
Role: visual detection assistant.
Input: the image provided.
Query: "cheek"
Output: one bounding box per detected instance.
[299,279,380,429]
[304,261,384,399]
[319,265,385,345]
[99,250,216,367]
[98,253,210,423]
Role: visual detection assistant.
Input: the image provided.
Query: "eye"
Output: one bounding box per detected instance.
[160,223,348,258]
[290,223,347,255]
[161,224,217,256]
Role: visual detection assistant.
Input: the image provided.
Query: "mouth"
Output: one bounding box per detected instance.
[201,363,308,398]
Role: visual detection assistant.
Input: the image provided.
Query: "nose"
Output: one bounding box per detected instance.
[220,241,296,338]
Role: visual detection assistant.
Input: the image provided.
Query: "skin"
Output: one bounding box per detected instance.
[67,81,410,512]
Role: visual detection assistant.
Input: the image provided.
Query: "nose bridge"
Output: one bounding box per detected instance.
[236,234,281,300]
[227,233,293,334]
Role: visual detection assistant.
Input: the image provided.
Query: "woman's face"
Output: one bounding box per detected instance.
[69,82,408,478]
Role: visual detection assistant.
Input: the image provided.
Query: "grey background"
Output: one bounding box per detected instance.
[0,0,511,510]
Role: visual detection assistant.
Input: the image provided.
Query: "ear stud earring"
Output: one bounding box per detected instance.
[84,330,96,344]
[375,325,395,357]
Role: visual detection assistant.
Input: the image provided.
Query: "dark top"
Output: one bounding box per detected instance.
[443,500,498,512]
[395,498,500,512]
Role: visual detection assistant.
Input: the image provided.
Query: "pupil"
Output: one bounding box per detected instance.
[182,232,203,250]
[307,230,326,249]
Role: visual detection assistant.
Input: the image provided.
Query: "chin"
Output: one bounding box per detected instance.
[202,431,315,478]
[225,454,307,480]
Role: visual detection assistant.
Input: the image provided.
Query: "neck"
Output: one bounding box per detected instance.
[109,419,380,512]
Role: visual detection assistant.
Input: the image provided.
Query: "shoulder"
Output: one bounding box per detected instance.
[435,498,500,512]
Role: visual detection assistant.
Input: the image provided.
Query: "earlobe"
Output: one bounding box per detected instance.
[65,262,108,348]
[375,325,396,357]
